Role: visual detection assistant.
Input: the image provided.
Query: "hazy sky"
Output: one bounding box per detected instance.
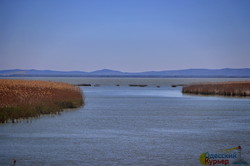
[1,0,250,72]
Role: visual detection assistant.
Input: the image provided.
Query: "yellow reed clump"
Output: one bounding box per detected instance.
[182,81,250,97]
[0,79,84,123]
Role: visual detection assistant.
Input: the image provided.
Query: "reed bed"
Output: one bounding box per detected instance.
[182,81,250,97]
[0,79,84,123]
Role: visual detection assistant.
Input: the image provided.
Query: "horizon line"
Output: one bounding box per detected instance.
[1,67,250,73]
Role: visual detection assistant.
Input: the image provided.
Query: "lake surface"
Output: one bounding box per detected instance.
[0,78,250,165]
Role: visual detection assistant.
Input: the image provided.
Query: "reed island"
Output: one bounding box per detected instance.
[182,81,250,97]
[0,79,84,123]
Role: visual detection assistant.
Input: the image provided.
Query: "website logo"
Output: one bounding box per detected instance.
[200,146,249,165]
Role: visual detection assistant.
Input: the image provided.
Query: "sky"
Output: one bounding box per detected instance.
[0,0,250,72]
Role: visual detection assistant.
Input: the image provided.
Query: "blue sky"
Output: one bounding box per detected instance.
[1,0,250,72]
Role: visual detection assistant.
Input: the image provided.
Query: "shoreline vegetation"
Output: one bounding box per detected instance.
[0,79,84,123]
[182,81,250,97]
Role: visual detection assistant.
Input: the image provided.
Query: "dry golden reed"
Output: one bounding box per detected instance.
[182,81,250,97]
[0,79,84,123]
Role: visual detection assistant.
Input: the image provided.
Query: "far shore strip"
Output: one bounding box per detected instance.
[182,81,250,97]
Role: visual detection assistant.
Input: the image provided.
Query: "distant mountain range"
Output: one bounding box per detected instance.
[0,68,250,77]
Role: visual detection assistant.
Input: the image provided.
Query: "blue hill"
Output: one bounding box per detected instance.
[0,68,250,77]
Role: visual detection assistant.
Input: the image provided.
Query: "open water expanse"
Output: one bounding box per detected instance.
[0,77,250,165]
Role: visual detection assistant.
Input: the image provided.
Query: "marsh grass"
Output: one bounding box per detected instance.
[182,81,250,97]
[0,79,84,123]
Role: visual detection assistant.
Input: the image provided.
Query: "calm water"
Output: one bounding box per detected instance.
[0,78,250,165]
